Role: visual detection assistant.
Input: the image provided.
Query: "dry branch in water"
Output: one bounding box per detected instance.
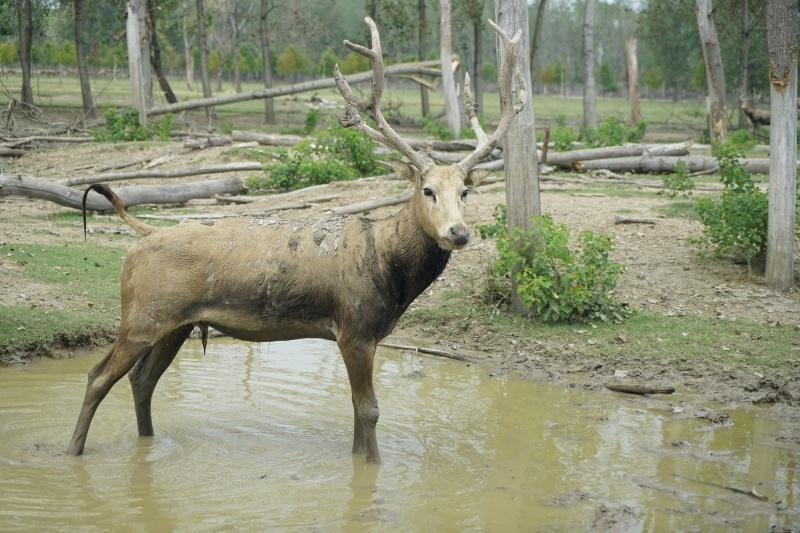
[378,342,468,361]
[605,383,675,395]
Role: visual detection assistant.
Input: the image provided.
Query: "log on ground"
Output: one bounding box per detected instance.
[578,155,770,174]
[59,162,262,187]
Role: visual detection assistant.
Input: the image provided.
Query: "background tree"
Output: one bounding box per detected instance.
[581,0,596,129]
[17,0,34,105]
[529,0,547,81]
[146,0,178,104]
[73,0,93,116]
[195,0,215,121]
[460,0,485,117]
[440,0,461,136]
[181,0,194,91]
[260,0,277,123]
[626,38,640,124]
[417,0,429,117]
[765,0,797,290]
[695,0,727,142]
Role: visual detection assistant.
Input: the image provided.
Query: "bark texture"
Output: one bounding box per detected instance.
[126,0,152,124]
[146,0,178,104]
[182,3,194,91]
[17,0,34,105]
[440,0,461,136]
[582,0,597,129]
[765,0,798,290]
[625,39,640,124]
[529,0,548,80]
[260,0,275,123]
[196,0,215,121]
[74,0,94,117]
[738,0,750,129]
[418,0,430,117]
[696,0,727,142]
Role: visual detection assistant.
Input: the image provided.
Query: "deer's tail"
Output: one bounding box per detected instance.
[82,184,157,238]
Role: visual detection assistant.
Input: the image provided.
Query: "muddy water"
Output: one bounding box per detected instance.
[1,339,797,531]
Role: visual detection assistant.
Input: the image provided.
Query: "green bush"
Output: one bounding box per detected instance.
[423,117,453,141]
[247,123,379,191]
[727,129,757,152]
[550,115,575,151]
[580,116,647,147]
[477,205,629,323]
[661,161,695,198]
[92,108,173,142]
[690,143,768,271]
[304,109,321,134]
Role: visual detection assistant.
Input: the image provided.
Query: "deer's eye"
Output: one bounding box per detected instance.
[423,187,436,202]
[461,189,471,202]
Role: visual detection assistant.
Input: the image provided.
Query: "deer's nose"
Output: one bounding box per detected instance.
[449,224,470,246]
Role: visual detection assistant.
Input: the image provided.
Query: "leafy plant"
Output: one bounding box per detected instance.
[727,129,757,152]
[580,116,647,147]
[247,122,379,191]
[92,108,173,142]
[304,108,320,134]
[550,115,575,151]
[661,161,695,198]
[477,206,629,323]
[422,117,453,141]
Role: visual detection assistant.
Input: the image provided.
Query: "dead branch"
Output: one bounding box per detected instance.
[605,383,675,395]
[578,155,770,174]
[0,147,25,157]
[217,193,340,205]
[548,142,692,168]
[0,174,244,211]
[59,162,262,187]
[672,474,768,502]
[330,191,413,215]
[613,216,657,225]
[230,131,302,146]
[378,342,468,361]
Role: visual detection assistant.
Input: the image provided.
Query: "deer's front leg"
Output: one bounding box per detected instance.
[337,336,380,464]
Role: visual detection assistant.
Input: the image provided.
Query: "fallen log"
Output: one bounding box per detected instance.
[547,142,692,168]
[1,135,94,144]
[230,131,302,146]
[184,136,233,150]
[578,155,770,174]
[378,342,468,362]
[330,191,413,215]
[0,147,25,157]
[218,193,340,205]
[605,383,675,395]
[59,162,262,187]
[613,215,657,225]
[147,60,441,117]
[0,174,245,211]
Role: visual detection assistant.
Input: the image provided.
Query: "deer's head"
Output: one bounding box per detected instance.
[334,17,526,251]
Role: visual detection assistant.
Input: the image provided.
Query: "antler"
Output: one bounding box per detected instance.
[334,17,434,173]
[457,20,528,175]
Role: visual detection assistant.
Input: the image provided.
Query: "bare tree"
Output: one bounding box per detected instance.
[765,0,798,290]
[16,0,33,106]
[738,0,750,129]
[626,38,640,124]
[582,0,596,130]
[126,0,152,123]
[196,0,215,121]
[228,1,254,94]
[182,1,194,91]
[440,0,461,135]
[74,0,94,117]
[146,0,178,104]
[463,0,485,117]
[260,0,277,123]
[529,0,547,80]
[495,0,540,314]
[418,0,429,117]
[696,0,727,142]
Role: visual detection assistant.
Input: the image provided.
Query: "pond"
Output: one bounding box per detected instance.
[1,338,797,530]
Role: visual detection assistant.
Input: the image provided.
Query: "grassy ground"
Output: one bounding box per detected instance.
[0,73,708,134]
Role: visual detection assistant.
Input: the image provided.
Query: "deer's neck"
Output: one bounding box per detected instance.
[374,205,451,314]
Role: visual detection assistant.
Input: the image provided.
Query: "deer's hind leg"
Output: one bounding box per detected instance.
[66,334,154,456]
[128,325,193,437]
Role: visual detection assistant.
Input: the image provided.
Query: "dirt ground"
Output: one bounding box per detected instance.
[2,140,800,413]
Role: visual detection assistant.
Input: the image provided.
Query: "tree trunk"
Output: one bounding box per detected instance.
[440,0,461,136]
[59,161,262,187]
[738,0,750,129]
[196,0,215,121]
[17,0,33,105]
[146,0,178,104]
[260,0,276,123]
[625,39,640,124]
[418,0,430,117]
[74,0,94,117]
[582,0,597,129]
[696,0,727,143]
[230,13,242,94]
[472,16,483,118]
[126,0,152,124]
[529,0,547,81]
[496,0,541,314]
[182,4,194,91]
[765,0,797,290]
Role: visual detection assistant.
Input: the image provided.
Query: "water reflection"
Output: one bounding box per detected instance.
[0,338,797,531]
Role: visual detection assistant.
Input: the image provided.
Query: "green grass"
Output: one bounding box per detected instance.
[0,305,113,356]
[404,290,799,371]
[660,201,698,220]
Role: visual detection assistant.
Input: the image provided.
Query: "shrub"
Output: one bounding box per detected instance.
[580,116,647,147]
[247,122,379,191]
[92,108,173,142]
[727,129,757,152]
[423,117,452,141]
[477,206,629,323]
[550,115,575,151]
[661,161,695,198]
[304,109,320,134]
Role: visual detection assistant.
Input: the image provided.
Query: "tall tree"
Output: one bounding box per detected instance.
[182,1,194,91]
[529,0,547,80]
[16,0,33,105]
[582,0,596,129]
[463,0,484,117]
[738,0,750,129]
[625,38,640,124]
[146,0,178,104]
[495,0,541,314]
[228,0,253,94]
[418,0,429,117]
[765,0,797,290]
[196,0,215,121]
[695,0,727,142]
[440,0,461,136]
[260,0,276,123]
[126,0,151,123]
[74,0,94,117]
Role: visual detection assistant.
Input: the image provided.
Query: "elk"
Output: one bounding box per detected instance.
[67,17,526,464]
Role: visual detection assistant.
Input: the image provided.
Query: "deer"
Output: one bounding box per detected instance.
[67,17,526,464]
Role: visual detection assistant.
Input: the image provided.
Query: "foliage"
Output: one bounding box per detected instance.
[247,123,378,191]
[423,117,453,141]
[304,108,320,134]
[661,161,695,198]
[727,129,757,152]
[641,67,664,90]
[92,108,173,142]
[339,51,369,75]
[691,143,768,270]
[476,206,628,323]
[317,47,339,77]
[275,45,312,77]
[598,61,618,93]
[550,115,575,151]
[580,116,647,147]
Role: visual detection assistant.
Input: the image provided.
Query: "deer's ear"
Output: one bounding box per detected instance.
[378,160,420,182]
[464,168,489,187]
